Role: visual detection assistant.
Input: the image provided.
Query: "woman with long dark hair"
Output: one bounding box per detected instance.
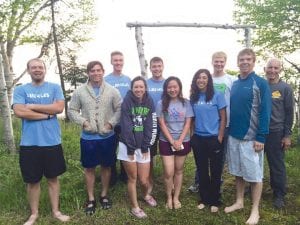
[190,69,226,213]
[156,76,194,209]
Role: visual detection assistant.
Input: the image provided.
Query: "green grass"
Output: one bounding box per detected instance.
[0,120,299,225]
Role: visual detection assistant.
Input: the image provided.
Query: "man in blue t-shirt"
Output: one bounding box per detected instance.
[13,58,69,225]
[105,51,131,98]
[225,49,271,225]
[146,56,166,194]
[105,51,131,184]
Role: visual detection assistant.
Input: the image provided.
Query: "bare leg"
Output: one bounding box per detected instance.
[100,166,111,197]
[161,155,175,209]
[173,155,186,209]
[148,156,155,195]
[123,161,139,209]
[47,177,70,222]
[137,162,151,198]
[84,168,96,201]
[224,176,245,213]
[246,182,262,225]
[23,182,40,225]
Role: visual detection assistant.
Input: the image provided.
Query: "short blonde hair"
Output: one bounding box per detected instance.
[110,51,123,58]
[212,51,227,61]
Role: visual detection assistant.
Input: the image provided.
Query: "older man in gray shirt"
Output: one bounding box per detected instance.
[264,58,294,209]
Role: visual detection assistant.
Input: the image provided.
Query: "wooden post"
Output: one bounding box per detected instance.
[244,27,251,48]
[134,26,148,78]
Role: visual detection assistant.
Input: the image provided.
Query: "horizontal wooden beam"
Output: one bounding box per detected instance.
[126,22,256,29]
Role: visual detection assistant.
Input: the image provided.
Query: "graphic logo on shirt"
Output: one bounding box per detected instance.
[195,100,213,105]
[114,83,129,88]
[132,106,150,132]
[27,93,50,98]
[148,87,163,92]
[213,83,226,94]
[166,107,184,120]
[272,90,281,99]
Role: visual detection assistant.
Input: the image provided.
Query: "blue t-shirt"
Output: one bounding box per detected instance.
[13,82,64,146]
[147,78,165,107]
[156,99,194,141]
[105,73,131,99]
[192,92,226,136]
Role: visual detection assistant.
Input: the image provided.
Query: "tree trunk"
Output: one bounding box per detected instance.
[0,53,16,153]
[134,27,148,78]
[51,0,68,120]
[284,58,300,144]
[297,81,300,144]
[1,43,14,106]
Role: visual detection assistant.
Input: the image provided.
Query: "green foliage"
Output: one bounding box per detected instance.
[225,69,239,76]
[0,0,98,64]
[234,0,300,142]
[61,51,87,102]
[233,0,300,57]
[0,121,299,224]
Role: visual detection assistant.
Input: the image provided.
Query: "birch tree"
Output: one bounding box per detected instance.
[0,52,15,152]
[0,0,97,151]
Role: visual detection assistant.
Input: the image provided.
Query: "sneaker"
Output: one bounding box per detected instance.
[273,197,285,209]
[188,183,199,193]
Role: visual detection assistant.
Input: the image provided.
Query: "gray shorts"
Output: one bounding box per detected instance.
[227,136,264,182]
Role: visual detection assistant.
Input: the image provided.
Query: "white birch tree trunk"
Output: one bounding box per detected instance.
[0,53,16,153]
[135,27,148,78]
[2,54,14,106]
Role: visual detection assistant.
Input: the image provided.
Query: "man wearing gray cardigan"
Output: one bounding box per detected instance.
[68,61,122,215]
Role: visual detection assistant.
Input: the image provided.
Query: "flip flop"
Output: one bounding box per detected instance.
[130,208,147,219]
[143,195,157,207]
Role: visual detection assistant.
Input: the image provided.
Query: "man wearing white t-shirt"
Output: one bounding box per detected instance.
[188,51,237,193]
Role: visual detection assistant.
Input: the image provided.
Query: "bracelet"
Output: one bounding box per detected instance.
[47,114,51,120]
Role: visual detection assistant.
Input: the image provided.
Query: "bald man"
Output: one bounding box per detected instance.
[264,58,294,209]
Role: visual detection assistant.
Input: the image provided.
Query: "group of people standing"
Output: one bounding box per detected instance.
[12,48,294,225]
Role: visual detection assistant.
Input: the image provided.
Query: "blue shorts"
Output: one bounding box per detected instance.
[80,135,116,168]
[227,136,264,182]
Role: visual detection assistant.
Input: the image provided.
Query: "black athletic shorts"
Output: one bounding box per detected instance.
[19,144,66,183]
